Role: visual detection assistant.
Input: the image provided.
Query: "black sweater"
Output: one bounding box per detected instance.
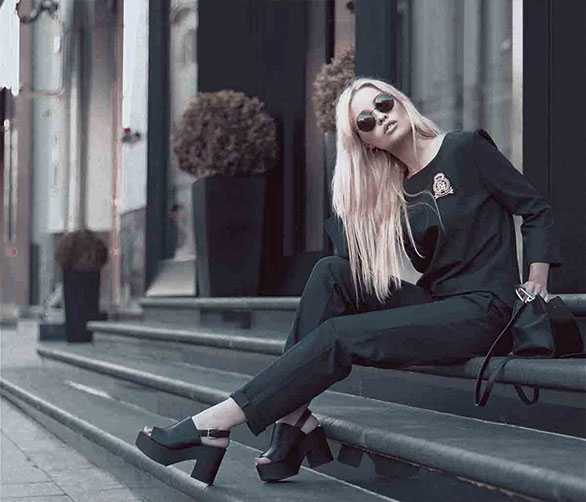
[324,128,563,310]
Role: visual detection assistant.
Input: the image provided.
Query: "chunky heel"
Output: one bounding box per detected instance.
[135,416,230,486]
[190,444,227,485]
[256,408,333,482]
[304,427,334,468]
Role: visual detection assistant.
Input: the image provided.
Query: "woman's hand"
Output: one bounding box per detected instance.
[521,262,551,301]
[520,280,550,302]
[521,262,549,302]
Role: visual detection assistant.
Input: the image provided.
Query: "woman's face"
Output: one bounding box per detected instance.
[349,87,406,151]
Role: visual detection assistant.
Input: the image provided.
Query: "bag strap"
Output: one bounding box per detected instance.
[474,302,526,407]
[475,295,586,406]
[511,349,586,403]
[513,383,540,405]
[477,353,541,406]
[477,351,586,407]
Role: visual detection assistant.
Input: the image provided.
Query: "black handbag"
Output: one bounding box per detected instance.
[474,286,586,406]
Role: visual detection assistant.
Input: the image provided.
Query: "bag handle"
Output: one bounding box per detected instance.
[474,301,526,406]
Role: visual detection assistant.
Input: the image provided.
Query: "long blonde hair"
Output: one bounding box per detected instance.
[332,77,445,307]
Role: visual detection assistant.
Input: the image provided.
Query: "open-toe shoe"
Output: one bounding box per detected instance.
[256,408,333,482]
[135,416,230,485]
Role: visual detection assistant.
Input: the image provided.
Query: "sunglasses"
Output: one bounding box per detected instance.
[355,93,396,133]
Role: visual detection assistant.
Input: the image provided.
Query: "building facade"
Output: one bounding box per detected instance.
[1,0,584,316]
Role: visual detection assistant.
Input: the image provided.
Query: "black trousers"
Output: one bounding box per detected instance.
[229,256,511,436]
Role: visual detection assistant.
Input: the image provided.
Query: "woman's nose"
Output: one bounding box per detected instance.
[373,109,387,124]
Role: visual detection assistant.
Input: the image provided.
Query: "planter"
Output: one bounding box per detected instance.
[38,322,66,341]
[192,175,266,297]
[63,270,101,343]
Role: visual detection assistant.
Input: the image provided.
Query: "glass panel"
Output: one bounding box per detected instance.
[404,0,516,155]
[304,1,329,251]
[165,1,198,260]
[118,1,149,308]
[400,0,520,276]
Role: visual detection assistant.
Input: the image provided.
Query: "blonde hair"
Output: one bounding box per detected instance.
[332,77,445,307]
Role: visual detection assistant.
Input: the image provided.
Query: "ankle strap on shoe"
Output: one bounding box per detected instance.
[200,429,230,438]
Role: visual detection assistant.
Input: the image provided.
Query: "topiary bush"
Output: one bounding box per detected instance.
[56,229,108,272]
[172,90,279,181]
[312,47,356,133]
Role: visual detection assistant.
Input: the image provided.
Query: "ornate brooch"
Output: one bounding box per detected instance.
[432,172,455,199]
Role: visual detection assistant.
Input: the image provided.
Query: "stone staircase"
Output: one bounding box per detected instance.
[1,294,585,501]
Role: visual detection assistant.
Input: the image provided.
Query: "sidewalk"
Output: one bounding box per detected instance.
[1,395,147,501]
[0,322,190,502]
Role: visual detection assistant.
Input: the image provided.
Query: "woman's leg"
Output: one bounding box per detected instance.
[220,290,507,437]
[255,255,394,462]
[267,256,362,434]
[284,256,433,351]
[192,256,433,448]
[274,256,431,429]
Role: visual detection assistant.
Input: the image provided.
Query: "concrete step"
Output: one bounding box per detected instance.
[140,296,299,330]
[87,320,586,438]
[138,293,586,333]
[2,350,525,502]
[0,365,395,502]
[33,342,586,502]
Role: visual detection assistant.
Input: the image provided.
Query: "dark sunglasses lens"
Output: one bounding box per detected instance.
[356,112,375,132]
[375,94,395,113]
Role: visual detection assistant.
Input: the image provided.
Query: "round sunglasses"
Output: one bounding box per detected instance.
[355,93,396,133]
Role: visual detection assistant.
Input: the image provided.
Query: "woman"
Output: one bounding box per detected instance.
[135,77,562,485]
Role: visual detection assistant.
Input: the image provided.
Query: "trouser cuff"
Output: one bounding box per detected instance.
[228,389,268,436]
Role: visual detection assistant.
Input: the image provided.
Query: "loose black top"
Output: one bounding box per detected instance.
[401,128,562,309]
[324,128,563,311]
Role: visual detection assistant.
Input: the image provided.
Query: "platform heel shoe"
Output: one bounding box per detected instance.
[135,416,230,485]
[256,408,334,482]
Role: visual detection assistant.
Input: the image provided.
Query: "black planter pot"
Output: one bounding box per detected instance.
[192,175,266,297]
[63,270,101,343]
[38,322,66,341]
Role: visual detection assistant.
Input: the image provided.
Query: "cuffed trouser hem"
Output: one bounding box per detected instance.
[227,320,352,437]
[228,389,267,436]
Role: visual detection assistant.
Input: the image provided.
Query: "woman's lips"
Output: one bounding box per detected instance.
[385,122,397,134]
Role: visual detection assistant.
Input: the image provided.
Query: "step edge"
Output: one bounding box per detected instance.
[137,293,585,314]
[35,345,586,502]
[0,377,243,502]
[0,376,399,502]
[86,321,586,392]
[140,297,300,311]
[88,321,283,356]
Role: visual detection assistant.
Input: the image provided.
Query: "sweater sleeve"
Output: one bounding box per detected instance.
[470,128,563,267]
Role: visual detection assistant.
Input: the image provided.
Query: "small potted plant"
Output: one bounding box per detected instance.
[173,90,279,297]
[312,47,355,204]
[55,229,108,342]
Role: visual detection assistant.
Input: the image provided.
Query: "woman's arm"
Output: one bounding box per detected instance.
[470,129,562,299]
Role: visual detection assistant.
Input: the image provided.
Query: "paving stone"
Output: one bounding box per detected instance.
[64,487,147,502]
[1,496,72,501]
[46,467,126,497]
[0,481,65,498]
